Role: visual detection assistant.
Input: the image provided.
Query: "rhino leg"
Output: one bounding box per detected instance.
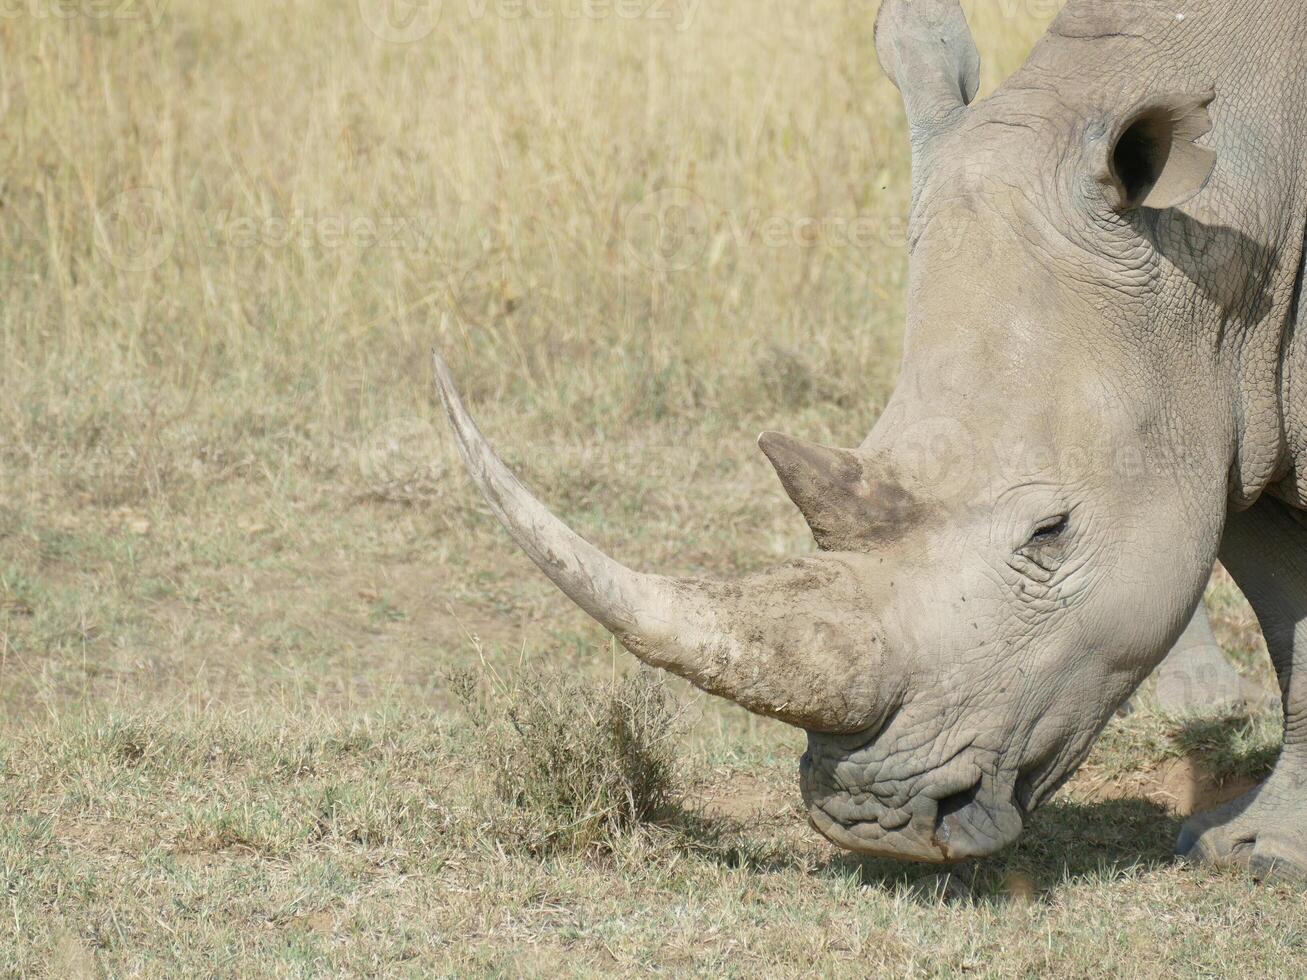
[1154,603,1259,715]
[1177,499,1307,886]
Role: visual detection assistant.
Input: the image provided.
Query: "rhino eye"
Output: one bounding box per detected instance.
[1022,514,1069,550]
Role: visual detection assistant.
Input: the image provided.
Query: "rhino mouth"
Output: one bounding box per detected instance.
[799,742,1028,863]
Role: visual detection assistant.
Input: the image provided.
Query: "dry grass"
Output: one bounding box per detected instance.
[452,663,686,854]
[0,0,1303,975]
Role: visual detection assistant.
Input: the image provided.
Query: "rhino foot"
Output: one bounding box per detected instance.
[1176,770,1307,886]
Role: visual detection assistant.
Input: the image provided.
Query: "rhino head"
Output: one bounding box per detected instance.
[438,0,1248,862]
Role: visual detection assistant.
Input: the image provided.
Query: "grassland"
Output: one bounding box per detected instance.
[1,1,1304,975]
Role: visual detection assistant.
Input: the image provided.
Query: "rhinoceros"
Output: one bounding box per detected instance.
[435,0,1307,883]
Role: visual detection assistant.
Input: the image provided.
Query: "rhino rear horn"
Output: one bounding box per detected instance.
[875,0,981,140]
[759,432,901,552]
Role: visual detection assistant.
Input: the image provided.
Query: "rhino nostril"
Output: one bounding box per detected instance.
[1015,768,1042,814]
[933,777,984,842]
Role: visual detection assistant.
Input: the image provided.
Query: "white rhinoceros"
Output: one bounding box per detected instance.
[437,0,1307,883]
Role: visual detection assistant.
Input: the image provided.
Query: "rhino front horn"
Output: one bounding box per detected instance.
[434,352,896,734]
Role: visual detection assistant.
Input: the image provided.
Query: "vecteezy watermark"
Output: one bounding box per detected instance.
[957,0,1064,20]
[90,189,440,272]
[0,0,169,27]
[357,0,442,43]
[359,0,698,43]
[356,412,708,495]
[195,209,438,252]
[462,0,699,30]
[93,187,177,273]
[620,185,919,273]
[622,187,711,273]
[747,211,909,251]
[886,415,979,497]
[359,417,448,486]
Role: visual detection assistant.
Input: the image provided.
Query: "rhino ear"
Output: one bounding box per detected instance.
[875,0,981,140]
[758,432,874,551]
[1099,91,1217,211]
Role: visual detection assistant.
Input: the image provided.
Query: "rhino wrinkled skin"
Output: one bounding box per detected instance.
[437,0,1307,883]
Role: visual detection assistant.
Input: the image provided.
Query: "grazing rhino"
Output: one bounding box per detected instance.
[436,0,1307,882]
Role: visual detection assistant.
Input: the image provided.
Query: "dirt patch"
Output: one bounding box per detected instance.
[691,768,822,855]
[1066,756,1258,818]
[700,773,778,820]
[302,911,338,936]
[697,769,795,824]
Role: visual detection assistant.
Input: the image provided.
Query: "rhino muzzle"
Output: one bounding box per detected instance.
[800,731,1027,863]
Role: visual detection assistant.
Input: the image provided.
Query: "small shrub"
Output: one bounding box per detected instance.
[452,665,684,854]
